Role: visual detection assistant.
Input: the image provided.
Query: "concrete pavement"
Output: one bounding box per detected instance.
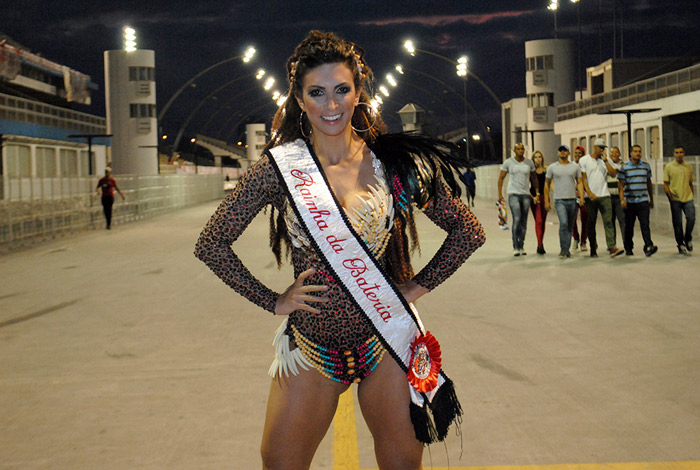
[1,196,698,469]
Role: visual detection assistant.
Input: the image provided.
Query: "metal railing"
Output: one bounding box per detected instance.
[558,63,700,120]
[0,173,224,253]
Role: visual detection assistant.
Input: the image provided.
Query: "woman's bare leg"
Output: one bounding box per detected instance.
[357,359,423,470]
[261,367,348,470]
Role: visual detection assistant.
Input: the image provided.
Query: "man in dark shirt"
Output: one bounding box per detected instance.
[96,168,125,229]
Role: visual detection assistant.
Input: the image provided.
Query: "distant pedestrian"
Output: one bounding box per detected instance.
[663,145,695,254]
[617,145,657,257]
[571,145,589,252]
[530,150,548,254]
[544,145,585,258]
[96,168,125,230]
[579,138,624,258]
[607,146,626,244]
[461,168,477,207]
[498,143,539,256]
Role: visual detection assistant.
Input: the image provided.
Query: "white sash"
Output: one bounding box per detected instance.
[268,139,445,406]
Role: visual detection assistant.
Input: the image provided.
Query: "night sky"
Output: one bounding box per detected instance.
[2,1,699,149]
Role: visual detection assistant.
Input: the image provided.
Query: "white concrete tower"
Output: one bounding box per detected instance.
[524,39,574,163]
[104,27,158,174]
[246,123,266,163]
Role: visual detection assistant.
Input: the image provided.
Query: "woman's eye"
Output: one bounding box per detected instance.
[309,89,323,97]
[337,86,351,94]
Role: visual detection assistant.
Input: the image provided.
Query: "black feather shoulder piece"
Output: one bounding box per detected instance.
[368,133,467,213]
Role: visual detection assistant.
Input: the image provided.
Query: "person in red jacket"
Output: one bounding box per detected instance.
[96,168,125,229]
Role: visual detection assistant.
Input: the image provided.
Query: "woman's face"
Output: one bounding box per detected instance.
[296,62,359,138]
[533,153,543,167]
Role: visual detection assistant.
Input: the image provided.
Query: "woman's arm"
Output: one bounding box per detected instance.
[411,181,485,297]
[194,156,281,313]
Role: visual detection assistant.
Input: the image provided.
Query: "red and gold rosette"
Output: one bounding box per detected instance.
[407,331,442,393]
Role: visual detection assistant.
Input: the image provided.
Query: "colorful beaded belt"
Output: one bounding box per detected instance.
[291,324,386,384]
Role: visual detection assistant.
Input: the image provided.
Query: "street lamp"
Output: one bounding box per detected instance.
[457,56,469,160]
[548,0,559,38]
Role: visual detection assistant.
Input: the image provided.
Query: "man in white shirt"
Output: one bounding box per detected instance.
[578,138,624,258]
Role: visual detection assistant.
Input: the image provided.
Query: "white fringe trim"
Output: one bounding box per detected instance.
[268,318,312,378]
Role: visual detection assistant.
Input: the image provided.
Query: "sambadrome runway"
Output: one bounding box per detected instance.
[1,196,698,469]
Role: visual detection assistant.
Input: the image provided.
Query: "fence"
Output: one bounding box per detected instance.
[0,173,224,254]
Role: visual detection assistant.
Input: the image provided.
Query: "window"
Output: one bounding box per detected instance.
[129,66,155,81]
[130,103,156,118]
[527,92,554,108]
[36,147,57,177]
[60,149,78,176]
[526,55,554,71]
[79,150,92,176]
[5,144,31,178]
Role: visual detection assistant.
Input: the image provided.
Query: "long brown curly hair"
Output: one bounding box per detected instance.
[265,30,418,284]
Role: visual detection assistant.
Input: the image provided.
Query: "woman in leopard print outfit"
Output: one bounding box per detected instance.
[195,30,485,470]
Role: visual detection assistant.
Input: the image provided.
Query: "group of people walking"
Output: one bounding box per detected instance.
[498,141,695,258]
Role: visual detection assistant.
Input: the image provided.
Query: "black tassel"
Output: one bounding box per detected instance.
[410,401,438,445]
[429,377,463,442]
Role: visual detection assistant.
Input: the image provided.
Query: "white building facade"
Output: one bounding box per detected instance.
[104,49,158,174]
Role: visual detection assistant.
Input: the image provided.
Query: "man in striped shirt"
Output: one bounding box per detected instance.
[617,145,658,256]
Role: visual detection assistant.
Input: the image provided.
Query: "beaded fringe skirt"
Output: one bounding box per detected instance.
[268,318,386,384]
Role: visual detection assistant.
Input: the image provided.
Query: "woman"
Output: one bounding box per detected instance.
[572,145,589,251]
[195,31,484,470]
[530,150,548,254]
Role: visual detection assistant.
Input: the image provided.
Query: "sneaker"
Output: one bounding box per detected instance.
[537,246,546,255]
[609,247,624,258]
[686,241,693,252]
[580,243,588,252]
[572,240,580,250]
[565,251,572,258]
[559,252,566,259]
[644,245,658,257]
[590,249,598,258]
[625,250,634,256]
[520,248,527,256]
[514,249,521,257]
[678,245,688,255]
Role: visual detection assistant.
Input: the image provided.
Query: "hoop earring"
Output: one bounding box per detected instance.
[351,102,377,133]
[299,111,311,138]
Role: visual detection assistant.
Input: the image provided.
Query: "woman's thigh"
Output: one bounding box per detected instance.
[261,368,348,470]
[357,359,423,470]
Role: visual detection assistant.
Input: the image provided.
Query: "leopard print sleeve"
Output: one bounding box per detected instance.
[412,181,485,291]
[194,155,283,313]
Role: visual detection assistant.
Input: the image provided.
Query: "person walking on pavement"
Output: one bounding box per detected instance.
[571,145,589,252]
[608,146,626,245]
[543,145,585,258]
[530,150,548,254]
[96,168,125,230]
[497,142,539,256]
[663,145,695,254]
[578,138,624,258]
[617,145,658,257]
[461,168,477,207]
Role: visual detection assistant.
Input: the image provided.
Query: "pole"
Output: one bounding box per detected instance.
[463,78,470,161]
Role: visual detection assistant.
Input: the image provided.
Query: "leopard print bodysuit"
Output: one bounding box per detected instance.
[195,143,485,383]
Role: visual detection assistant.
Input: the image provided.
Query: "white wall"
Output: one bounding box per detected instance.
[104,49,158,175]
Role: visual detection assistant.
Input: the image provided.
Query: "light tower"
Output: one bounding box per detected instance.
[104,26,158,174]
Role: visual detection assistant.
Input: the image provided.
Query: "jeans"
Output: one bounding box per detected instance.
[670,200,696,246]
[101,196,114,228]
[585,196,615,251]
[610,195,626,245]
[509,194,531,250]
[624,202,654,251]
[531,201,548,247]
[555,199,577,254]
[572,203,588,244]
